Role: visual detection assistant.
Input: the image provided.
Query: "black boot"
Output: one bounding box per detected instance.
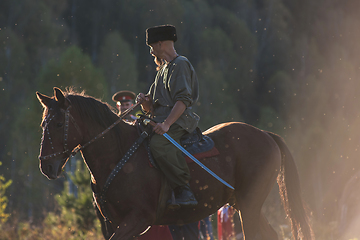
[167,184,198,210]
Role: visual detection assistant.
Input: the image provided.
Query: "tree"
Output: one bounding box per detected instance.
[210,7,259,122]
[0,28,31,164]
[47,160,98,232]
[98,31,140,95]
[37,45,109,99]
[195,59,242,130]
[3,93,56,221]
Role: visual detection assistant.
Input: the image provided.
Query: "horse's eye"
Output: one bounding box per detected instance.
[57,123,63,128]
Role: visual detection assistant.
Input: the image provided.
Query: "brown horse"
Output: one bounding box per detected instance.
[36,87,313,240]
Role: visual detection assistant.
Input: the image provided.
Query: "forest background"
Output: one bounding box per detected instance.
[1,0,360,239]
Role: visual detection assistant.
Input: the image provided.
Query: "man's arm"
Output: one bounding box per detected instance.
[152,101,186,135]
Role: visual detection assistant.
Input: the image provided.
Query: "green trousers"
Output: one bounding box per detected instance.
[150,124,190,189]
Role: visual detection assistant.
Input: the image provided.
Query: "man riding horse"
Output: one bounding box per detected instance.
[137,24,199,209]
[36,24,314,240]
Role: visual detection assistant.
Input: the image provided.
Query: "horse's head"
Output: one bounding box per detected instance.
[36,87,83,179]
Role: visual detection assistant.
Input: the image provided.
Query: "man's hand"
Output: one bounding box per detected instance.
[135,93,146,103]
[152,122,170,135]
[136,93,152,113]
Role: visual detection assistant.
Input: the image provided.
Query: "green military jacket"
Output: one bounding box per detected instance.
[147,56,200,133]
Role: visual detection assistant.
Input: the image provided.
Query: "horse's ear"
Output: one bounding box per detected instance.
[36,92,51,107]
[54,87,69,107]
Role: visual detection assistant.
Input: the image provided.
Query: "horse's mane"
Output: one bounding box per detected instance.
[66,89,134,157]
[63,89,119,130]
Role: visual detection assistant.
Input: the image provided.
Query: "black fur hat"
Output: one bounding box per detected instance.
[146,25,177,45]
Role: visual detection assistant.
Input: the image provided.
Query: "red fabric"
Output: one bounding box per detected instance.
[137,225,173,240]
[115,95,133,101]
[217,206,235,240]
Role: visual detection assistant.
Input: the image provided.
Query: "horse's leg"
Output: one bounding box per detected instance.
[235,201,262,240]
[234,158,280,240]
[259,212,278,240]
[235,210,277,240]
[109,213,152,240]
[236,199,279,240]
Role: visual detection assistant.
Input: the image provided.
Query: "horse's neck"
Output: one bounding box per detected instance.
[81,121,138,186]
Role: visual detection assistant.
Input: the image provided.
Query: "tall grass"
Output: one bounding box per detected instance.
[0,217,103,240]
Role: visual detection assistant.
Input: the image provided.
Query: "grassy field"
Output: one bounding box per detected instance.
[0,218,104,240]
[0,217,354,240]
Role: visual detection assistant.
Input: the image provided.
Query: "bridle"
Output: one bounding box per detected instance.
[39,99,141,161]
[39,105,82,161]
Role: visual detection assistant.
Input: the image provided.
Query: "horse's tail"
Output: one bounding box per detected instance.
[268,132,314,240]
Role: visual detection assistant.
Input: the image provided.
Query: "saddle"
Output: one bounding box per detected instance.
[180,127,220,163]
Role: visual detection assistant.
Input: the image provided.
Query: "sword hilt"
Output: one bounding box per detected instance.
[143,119,156,127]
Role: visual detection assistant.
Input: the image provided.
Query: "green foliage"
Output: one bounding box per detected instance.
[37,45,108,99]
[196,9,258,122]
[0,29,30,84]
[98,31,140,95]
[0,162,12,225]
[195,59,243,130]
[117,0,184,31]
[199,27,233,65]
[0,28,31,156]
[48,159,97,232]
[10,0,67,50]
[2,91,49,222]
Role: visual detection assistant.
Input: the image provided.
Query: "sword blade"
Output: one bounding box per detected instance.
[163,133,234,190]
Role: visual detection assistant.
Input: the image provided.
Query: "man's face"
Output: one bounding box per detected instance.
[117,101,134,113]
[149,41,162,58]
[149,42,163,66]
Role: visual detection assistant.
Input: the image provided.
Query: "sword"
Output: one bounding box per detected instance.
[144,119,234,190]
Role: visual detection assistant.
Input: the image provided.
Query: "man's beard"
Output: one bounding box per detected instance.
[154,56,165,71]
[154,56,162,66]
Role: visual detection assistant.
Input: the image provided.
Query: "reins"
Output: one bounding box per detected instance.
[69,101,142,157]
